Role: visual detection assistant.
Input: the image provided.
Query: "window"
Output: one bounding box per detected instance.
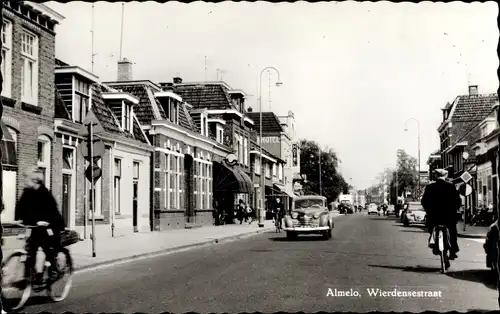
[20,30,38,105]
[62,147,73,170]
[73,79,90,123]
[265,163,271,178]
[37,135,51,189]
[133,161,140,180]
[163,98,178,124]
[238,135,243,164]
[278,164,283,180]
[254,157,261,175]
[216,125,224,144]
[113,158,121,214]
[243,138,248,166]
[272,164,276,177]
[122,102,132,132]
[165,152,183,209]
[1,20,12,97]
[196,160,212,209]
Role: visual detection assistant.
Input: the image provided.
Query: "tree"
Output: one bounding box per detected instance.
[388,149,418,201]
[299,139,349,203]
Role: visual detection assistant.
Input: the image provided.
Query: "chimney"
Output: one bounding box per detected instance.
[468,85,478,96]
[247,106,253,113]
[173,77,182,84]
[117,58,133,81]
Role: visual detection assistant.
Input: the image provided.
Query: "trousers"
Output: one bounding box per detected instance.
[24,227,61,279]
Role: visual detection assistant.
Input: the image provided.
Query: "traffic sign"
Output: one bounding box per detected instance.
[85,164,102,183]
[460,171,472,183]
[78,111,105,137]
[79,137,105,161]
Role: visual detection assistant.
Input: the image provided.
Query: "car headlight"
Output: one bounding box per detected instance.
[291,212,298,219]
[313,212,321,219]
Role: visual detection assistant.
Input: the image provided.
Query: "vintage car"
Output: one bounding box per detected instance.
[402,202,426,226]
[283,195,334,240]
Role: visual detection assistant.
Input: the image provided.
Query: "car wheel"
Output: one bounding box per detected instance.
[287,232,297,240]
[322,230,331,240]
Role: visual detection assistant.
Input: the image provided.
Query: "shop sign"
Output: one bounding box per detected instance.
[292,144,298,167]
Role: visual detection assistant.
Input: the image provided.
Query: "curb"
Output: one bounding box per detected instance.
[73,227,274,273]
[458,233,486,239]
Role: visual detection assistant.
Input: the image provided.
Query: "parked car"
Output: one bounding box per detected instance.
[283,195,334,240]
[484,220,499,275]
[402,202,426,226]
[385,205,395,216]
[367,203,380,215]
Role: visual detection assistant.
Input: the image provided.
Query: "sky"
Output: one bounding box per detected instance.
[45,1,499,190]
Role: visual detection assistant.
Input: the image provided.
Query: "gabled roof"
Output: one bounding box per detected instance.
[246,112,283,134]
[173,83,232,110]
[451,93,498,123]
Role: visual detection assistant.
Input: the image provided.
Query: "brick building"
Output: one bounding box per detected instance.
[105,72,233,229]
[0,2,64,227]
[53,59,152,236]
[170,80,284,220]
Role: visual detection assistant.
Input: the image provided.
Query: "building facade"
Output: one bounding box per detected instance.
[0,2,64,230]
[53,60,152,236]
[278,110,301,196]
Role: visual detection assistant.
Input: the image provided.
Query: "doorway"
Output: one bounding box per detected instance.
[62,174,71,227]
[133,181,138,232]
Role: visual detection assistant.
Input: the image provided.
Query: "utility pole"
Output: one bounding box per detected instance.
[319,148,322,196]
[87,122,97,257]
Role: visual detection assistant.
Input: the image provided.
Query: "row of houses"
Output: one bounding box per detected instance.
[427,83,499,216]
[0,2,304,236]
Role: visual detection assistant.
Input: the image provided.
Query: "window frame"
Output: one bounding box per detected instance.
[37,135,51,190]
[1,20,12,98]
[114,158,122,215]
[122,101,133,133]
[20,28,39,105]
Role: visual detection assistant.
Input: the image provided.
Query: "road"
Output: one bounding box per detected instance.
[23,213,498,312]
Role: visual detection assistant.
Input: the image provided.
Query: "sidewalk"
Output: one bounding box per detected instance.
[2,223,275,271]
[457,221,489,239]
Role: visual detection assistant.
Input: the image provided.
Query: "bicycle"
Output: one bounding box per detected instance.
[434,225,450,273]
[274,213,282,233]
[1,223,78,311]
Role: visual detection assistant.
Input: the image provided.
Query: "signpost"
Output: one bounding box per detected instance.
[78,111,105,258]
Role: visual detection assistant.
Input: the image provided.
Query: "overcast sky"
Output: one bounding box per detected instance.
[46,1,499,190]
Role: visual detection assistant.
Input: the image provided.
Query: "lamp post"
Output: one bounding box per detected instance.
[258,67,282,227]
[462,151,469,232]
[405,118,421,198]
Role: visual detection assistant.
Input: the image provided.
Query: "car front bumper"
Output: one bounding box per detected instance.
[284,226,330,232]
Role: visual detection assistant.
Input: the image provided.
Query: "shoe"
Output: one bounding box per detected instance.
[445,260,451,269]
[449,252,458,260]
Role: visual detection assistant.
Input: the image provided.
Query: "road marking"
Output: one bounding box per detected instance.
[465,238,485,243]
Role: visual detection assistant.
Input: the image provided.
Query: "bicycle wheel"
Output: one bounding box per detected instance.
[1,252,32,311]
[437,230,446,273]
[47,248,73,302]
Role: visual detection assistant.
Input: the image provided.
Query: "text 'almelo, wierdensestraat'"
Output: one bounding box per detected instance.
[326,288,443,298]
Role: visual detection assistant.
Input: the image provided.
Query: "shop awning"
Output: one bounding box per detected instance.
[273,184,295,198]
[213,161,253,193]
[0,121,17,167]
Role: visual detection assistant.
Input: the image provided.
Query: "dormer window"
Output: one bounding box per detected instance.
[200,114,208,137]
[101,92,139,134]
[155,91,182,125]
[73,79,90,123]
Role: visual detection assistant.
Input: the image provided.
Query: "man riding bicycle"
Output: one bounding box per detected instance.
[273,198,285,229]
[14,168,66,283]
[421,168,461,265]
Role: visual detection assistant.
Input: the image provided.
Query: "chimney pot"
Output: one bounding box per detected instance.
[173,77,182,84]
[468,85,478,96]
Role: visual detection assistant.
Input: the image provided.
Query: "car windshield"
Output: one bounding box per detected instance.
[295,199,325,209]
[341,200,350,204]
[408,203,424,211]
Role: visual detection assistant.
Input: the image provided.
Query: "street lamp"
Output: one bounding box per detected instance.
[404,118,421,198]
[258,67,282,227]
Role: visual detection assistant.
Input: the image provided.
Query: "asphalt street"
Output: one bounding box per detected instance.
[23,213,498,313]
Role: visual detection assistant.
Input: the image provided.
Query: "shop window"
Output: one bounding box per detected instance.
[37,135,51,189]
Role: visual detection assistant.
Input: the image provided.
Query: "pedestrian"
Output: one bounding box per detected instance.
[246,202,253,224]
[238,199,245,224]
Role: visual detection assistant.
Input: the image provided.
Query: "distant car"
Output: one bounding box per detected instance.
[367,203,380,215]
[402,202,426,226]
[284,195,334,240]
[385,205,395,216]
[339,201,354,214]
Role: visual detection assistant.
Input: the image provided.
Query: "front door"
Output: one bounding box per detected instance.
[133,181,138,232]
[62,174,71,226]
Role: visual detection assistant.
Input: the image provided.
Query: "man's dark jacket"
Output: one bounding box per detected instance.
[421,179,461,226]
[15,185,66,232]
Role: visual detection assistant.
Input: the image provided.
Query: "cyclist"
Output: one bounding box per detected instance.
[274,198,285,230]
[14,168,66,283]
[421,168,461,265]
